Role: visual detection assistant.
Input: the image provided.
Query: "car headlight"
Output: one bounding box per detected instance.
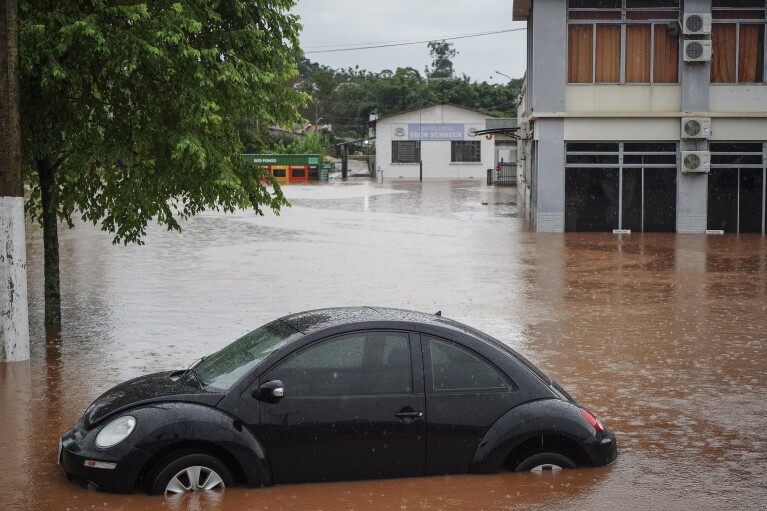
[95,416,136,449]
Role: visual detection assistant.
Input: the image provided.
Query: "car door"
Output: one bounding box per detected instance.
[256,330,426,484]
[421,335,521,475]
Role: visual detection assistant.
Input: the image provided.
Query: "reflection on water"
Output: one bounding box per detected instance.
[1,180,765,510]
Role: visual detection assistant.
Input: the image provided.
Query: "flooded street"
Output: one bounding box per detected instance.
[1,179,766,510]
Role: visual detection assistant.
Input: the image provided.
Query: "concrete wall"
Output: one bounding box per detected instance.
[529,0,567,113]
[563,118,679,140]
[710,86,767,112]
[678,0,712,233]
[566,86,682,113]
[525,0,568,231]
[534,119,566,232]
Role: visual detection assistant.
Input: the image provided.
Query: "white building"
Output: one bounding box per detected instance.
[373,104,496,180]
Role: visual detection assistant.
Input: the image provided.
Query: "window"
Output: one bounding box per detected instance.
[195,320,299,391]
[565,142,677,232]
[567,0,679,84]
[708,143,766,233]
[392,141,420,163]
[263,332,412,396]
[711,1,766,83]
[451,141,481,162]
[428,338,510,391]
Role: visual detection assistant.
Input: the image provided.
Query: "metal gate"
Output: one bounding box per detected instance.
[493,163,517,186]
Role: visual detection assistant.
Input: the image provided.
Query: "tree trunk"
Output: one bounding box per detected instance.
[37,159,61,326]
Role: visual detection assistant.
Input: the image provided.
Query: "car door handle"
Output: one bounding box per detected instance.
[395,410,423,419]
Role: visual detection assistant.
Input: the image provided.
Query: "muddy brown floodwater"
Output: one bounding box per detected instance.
[1,180,766,510]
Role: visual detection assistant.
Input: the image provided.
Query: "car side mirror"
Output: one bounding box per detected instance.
[253,380,284,403]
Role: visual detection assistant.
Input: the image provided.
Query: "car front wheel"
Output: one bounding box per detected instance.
[514,452,577,472]
[146,453,234,495]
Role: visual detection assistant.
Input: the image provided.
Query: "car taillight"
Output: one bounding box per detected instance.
[581,408,605,433]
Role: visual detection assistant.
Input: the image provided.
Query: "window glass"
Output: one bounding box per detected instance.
[264,332,412,396]
[451,141,481,162]
[713,22,765,83]
[569,0,620,9]
[626,0,677,7]
[567,1,680,84]
[565,168,620,231]
[708,144,766,234]
[595,25,621,82]
[739,24,765,82]
[568,24,594,82]
[195,320,299,391]
[653,25,679,82]
[428,338,509,391]
[713,0,765,9]
[392,141,420,163]
[626,25,651,82]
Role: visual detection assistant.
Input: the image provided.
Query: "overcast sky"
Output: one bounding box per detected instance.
[292,0,528,84]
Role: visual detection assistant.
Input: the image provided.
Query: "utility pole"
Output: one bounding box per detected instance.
[1,0,30,362]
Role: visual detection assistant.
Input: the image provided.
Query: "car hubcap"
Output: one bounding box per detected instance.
[531,463,563,473]
[165,466,225,494]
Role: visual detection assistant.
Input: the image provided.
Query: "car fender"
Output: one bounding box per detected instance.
[469,399,596,473]
[125,402,272,487]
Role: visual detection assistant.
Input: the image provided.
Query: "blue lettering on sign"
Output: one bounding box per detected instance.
[407,124,465,141]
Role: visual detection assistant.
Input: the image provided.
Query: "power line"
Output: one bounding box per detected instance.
[303,28,525,54]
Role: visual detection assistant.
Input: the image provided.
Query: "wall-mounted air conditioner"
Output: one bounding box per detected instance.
[681,117,711,139]
[684,40,712,62]
[682,151,711,173]
[683,13,712,35]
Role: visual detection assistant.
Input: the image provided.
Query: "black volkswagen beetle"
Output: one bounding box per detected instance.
[59,307,617,494]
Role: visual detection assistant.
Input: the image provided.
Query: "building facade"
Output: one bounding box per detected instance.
[514,0,767,233]
[374,104,496,180]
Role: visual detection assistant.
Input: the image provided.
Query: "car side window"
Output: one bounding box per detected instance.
[264,332,412,397]
[427,337,510,392]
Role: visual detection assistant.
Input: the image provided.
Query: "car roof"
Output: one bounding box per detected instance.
[277,307,552,385]
[280,306,492,343]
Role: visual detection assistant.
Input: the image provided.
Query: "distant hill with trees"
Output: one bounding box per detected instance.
[241,40,522,154]
[293,40,522,140]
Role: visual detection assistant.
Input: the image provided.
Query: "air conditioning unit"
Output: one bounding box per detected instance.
[681,117,711,139]
[683,13,712,35]
[682,151,711,173]
[684,40,712,62]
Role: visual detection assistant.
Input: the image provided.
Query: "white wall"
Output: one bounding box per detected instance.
[375,105,495,180]
[566,85,682,113]
[710,86,767,113]
[564,118,679,140]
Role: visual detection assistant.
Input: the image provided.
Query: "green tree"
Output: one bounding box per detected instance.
[273,132,331,157]
[425,40,458,79]
[19,0,307,325]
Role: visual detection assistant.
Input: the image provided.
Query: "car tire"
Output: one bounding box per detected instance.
[146,453,234,495]
[514,452,577,472]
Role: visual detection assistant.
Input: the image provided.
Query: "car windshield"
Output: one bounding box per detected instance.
[195,320,298,391]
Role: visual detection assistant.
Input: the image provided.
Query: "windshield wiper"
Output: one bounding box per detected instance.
[188,367,205,390]
[179,356,206,389]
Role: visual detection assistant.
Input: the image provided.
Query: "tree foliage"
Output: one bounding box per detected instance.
[272,132,330,156]
[294,41,520,140]
[425,40,457,79]
[20,0,307,244]
[18,0,307,324]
